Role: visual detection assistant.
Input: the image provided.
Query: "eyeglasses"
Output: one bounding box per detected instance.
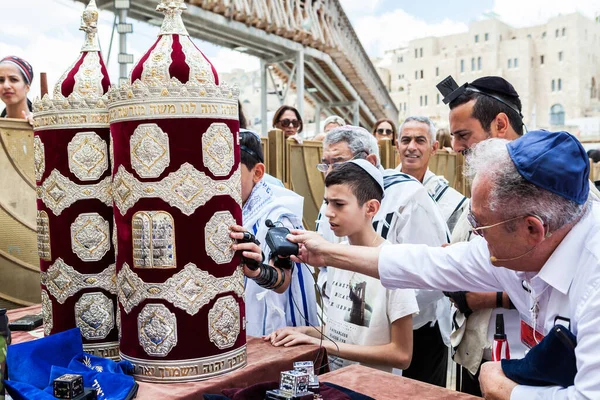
[376,128,393,135]
[467,205,532,237]
[278,118,300,128]
[316,151,368,173]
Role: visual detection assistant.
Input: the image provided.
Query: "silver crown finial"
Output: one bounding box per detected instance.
[80,0,101,52]
[156,0,189,36]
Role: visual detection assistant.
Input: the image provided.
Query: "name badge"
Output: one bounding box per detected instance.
[520,319,545,349]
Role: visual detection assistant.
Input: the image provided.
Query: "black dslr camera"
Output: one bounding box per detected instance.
[238,219,298,270]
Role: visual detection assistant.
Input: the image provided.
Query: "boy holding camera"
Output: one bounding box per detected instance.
[258,160,418,372]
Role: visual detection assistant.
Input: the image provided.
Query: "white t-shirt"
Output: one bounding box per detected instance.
[324,241,419,373]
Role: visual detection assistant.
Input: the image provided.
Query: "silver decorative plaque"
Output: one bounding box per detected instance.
[71,213,111,262]
[75,292,115,340]
[138,303,177,357]
[130,123,170,178]
[208,296,240,350]
[205,211,236,264]
[202,123,234,176]
[67,131,109,181]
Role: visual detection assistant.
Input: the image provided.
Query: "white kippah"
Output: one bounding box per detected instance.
[348,159,385,194]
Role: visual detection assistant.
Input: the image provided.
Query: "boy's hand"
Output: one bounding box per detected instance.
[286,229,329,267]
[230,224,263,278]
[265,327,317,347]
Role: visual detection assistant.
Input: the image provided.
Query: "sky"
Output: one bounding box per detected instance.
[0,0,598,98]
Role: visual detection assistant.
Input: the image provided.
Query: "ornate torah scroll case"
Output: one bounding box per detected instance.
[33,0,118,359]
[107,0,246,382]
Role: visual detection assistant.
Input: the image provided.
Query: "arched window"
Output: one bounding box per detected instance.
[592,77,597,99]
[550,104,565,126]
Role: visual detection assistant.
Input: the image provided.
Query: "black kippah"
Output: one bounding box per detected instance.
[470,76,520,102]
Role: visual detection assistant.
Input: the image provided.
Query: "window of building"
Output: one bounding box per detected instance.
[419,48,423,57]
[420,70,424,79]
[514,58,518,68]
[398,56,403,63]
[508,59,512,69]
[558,78,562,91]
[551,79,555,91]
[399,86,405,92]
[542,31,547,39]
[415,48,418,58]
[477,56,482,70]
[558,51,563,62]
[550,104,565,125]
[435,67,439,77]
[592,77,597,99]
[424,95,428,106]
[485,33,489,41]
[475,34,479,43]
[527,34,532,38]
[437,93,440,104]
[415,71,418,79]
[499,34,502,41]
[420,96,423,107]
[562,28,566,36]
[471,57,475,71]
[404,102,407,111]
[460,59,464,73]
[540,55,545,65]
[555,29,559,38]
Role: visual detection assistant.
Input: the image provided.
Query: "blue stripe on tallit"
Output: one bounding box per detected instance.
[296,262,310,325]
[288,283,297,326]
[383,174,414,190]
[434,185,450,202]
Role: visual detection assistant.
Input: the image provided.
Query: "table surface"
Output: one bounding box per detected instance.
[6,305,327,399]
[320,364,481,400]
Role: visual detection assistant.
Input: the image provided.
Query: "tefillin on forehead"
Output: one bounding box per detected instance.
[436,75,523,119]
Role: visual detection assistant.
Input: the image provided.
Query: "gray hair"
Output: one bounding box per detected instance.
[466,138,587,232]
[399,116,437,145]
[323,115,345,128]
[324,125,381,167]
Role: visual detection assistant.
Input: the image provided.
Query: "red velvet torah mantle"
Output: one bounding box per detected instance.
[107,1,245,383]
[32,7,118,360]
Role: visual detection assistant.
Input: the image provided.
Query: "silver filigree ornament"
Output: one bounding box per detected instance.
[67,131,109,181]
[141,35,174,84]
[75,292,114,340]
[130,123,170,178]
[38,169,112,216]
[202,123,234,176]
[34,135,45,181]
[179,35,215,85]
[41,290,53,336]
[132,211,175,268]
[208,296,240,350]
[71,213,111,262]
[117,263,244,315]
[37,210,51,261]
[138,303,177,357]
[205,211,236,264]
[73,52,104,98]
[41,259,116,304]
[113,163,241,216]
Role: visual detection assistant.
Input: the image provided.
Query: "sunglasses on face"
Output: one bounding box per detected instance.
[376,128,393,135]
[278,119,300,128]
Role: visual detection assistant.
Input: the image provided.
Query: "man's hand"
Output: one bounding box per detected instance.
[230,224,262,278]
[480,361,518,400]
[264,326,318,347]
[286,229,330,267]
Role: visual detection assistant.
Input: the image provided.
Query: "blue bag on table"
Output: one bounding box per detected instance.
[4,328,137,400]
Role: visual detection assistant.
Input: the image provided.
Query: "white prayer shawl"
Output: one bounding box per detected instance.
[243,180,320,337]
[422,169,468,234]
[316,168,451,343]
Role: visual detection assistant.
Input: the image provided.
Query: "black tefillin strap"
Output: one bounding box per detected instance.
[436,75,524,119]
